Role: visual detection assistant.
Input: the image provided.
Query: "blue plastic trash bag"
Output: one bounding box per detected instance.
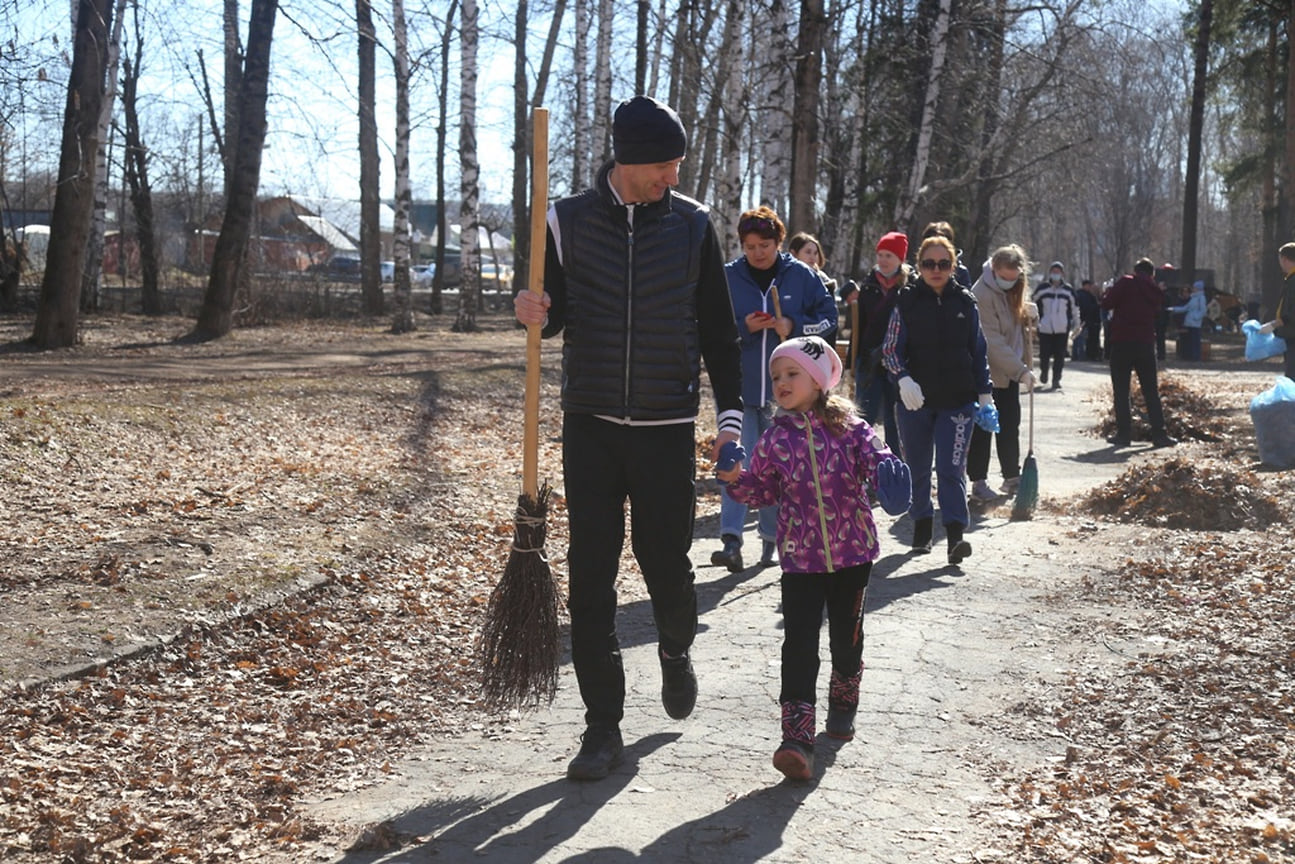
[1241,319,1288,362]
[1250,375,1295,469]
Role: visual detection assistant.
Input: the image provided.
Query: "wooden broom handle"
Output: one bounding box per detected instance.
[771,283,786,341]
[523,108,548,500]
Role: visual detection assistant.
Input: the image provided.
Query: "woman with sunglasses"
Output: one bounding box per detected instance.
[711,207,840,573]
[881,235,994,564]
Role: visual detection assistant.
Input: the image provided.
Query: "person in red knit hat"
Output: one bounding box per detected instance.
[839,230,912,452]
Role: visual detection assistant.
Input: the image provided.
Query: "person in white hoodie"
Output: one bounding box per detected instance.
[1168,279,1208,361]
[1032,261,1078,390]
[968,245,1039,502]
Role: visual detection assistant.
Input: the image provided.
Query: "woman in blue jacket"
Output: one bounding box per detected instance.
[710,206,839,573]
[882,235,993,565]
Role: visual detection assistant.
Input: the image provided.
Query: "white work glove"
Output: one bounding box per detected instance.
[898,375,925,411]
[1019,369,1038,392]
[1259,320,1279,335]
[978,393,992,409]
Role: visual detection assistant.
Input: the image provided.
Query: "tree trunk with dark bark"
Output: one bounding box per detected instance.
[357,0,383,315]
[189,0,278,342]
[31,0,114,350]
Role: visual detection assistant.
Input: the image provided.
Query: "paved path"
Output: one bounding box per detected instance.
[304,362,1148,863]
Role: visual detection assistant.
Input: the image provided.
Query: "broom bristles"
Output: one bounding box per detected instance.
[1010,455,1039,521]
[478,482,562,710]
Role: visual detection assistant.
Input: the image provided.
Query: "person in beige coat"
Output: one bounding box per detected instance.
[968,245,1038,502]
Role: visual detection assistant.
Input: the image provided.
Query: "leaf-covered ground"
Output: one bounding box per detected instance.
[1,317,1293,862]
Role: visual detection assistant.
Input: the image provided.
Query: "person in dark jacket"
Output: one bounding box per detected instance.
[840,231,912,453]
[882,235,993,565]
[1258,242,1295,379]
[514,95,743,782]
[1074,279,1102,360]
[710,207,838,573]
[1100,257,1177,448]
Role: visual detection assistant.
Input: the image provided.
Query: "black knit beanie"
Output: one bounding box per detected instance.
[612,96,687,165]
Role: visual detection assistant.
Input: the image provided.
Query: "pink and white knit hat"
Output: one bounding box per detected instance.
[769,336,842,392]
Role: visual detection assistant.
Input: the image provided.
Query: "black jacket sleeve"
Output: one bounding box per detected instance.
[695,218,743,424]
[539,228,566,339]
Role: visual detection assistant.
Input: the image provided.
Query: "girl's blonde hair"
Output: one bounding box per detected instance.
[990,244,1032,324]
[803,390,859,437]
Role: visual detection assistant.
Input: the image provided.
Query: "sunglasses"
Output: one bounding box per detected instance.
[739,216,778,236]
[919,258,953,271]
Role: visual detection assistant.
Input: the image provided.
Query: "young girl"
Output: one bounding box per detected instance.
[716,335,911,782]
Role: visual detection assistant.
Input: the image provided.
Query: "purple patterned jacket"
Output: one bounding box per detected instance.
[725,410,894,574]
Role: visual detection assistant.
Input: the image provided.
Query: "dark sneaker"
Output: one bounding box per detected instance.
[948,539,973,565]
[1152,434,1178,448]
[1110,434,1131,448]
[825,706,856,741]
[758,540,777,566]
[660,650,697,719]
[772,740,814,781]
[566,726,624,781]
[911,516,933,554]
[709,535,743,573]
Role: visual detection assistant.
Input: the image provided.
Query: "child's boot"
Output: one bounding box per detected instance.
[772,700,815,781]
[825,665,862,741]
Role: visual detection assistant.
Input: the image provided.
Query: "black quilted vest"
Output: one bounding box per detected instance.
[553,165,710,421]
[895,280,980,410]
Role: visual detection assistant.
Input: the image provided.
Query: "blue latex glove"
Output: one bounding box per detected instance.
[974,402,1000,434]
[717,440,746,473]
[875,456,911,516]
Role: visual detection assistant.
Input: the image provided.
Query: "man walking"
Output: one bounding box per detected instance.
[514,96,743,781]
[1101,257,1177,449]
[1033,261,1078,389]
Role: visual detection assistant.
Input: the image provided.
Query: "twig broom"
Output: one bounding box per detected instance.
[1011,385,1039,521]
[478,107,562,710]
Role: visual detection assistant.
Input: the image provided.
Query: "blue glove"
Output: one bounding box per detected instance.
[875,456,911,516]
[717,440,746,473]
[974,402,1000,434]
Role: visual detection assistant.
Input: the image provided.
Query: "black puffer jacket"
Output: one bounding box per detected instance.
[542,161,741,422]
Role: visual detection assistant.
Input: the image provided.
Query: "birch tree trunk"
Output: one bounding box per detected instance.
[80,0,127,314]
[357,0,383,315]
[391,0,414,333]
[712,0,745,248]
[572,0,591,190]
[757,0,792,219]
[190,0,278,341]
[592,0,613,165]
[31,0,114,349]
[894,0,951,231]
[452,0,480,333]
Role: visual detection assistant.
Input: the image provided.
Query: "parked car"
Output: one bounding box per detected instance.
[413,263,436,287]
[314,255,362,282]
[380,261,394,283]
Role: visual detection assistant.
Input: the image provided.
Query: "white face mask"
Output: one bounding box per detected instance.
[993,274,1017,292]
[1049,272,1062,283]
[876,264,899,278]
